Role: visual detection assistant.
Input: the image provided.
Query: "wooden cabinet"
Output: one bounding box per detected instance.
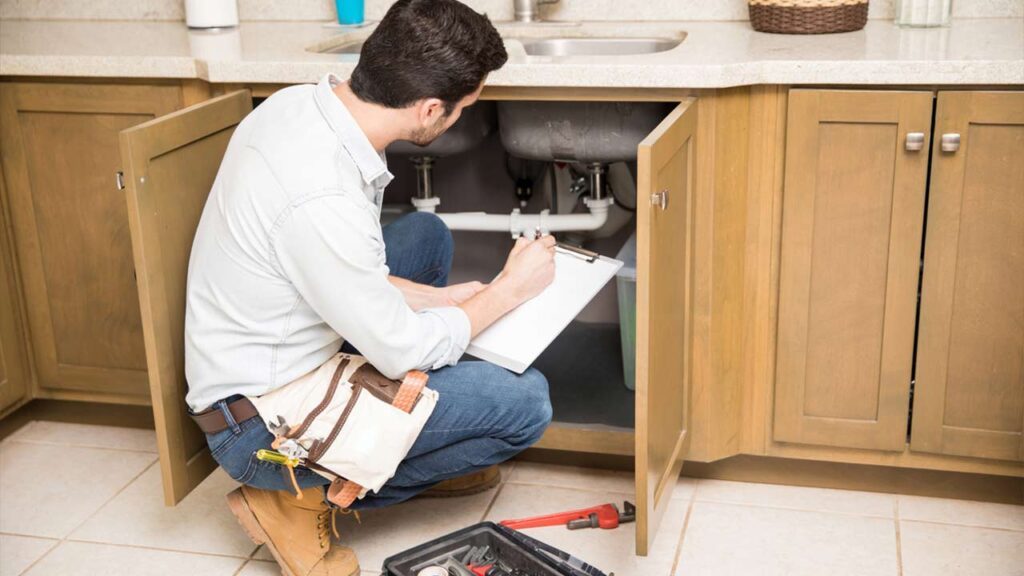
[774,90,932,451]
[120,90,253,506]
[912,91,1024,462]
[118,89,699,555]
[0,175,31,416]
[0,82,182,402]
[772,88,1024,467]
[635,99,698,555]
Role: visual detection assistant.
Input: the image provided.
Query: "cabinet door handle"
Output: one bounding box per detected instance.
[905,132,925,152]
[651,189,669,210]
[115,171,125,191]
[940,133,961,153]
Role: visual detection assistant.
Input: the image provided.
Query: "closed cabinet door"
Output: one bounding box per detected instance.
[121,91,252,505]
[635,98,697,556]
[0,177,31,415]
[0,82,182,401]
[911,91,1024,462]
[774,89,932,451]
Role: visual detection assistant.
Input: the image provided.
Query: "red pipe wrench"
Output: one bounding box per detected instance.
[500,501,636,530]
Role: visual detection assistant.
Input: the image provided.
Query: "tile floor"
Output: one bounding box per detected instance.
[1,421,1022,576]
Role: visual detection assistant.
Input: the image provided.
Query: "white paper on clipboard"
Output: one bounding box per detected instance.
[466,246,623,373]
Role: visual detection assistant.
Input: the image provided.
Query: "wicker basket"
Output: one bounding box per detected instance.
[749,0,869,34]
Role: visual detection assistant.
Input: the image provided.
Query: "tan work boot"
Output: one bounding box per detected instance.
[420,465,501,498]
[227,485,359,576]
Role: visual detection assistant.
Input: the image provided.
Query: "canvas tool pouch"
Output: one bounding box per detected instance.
[248,353,437,508]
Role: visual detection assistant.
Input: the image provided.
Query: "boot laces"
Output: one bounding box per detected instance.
[315,508,340,548]
[315,507,361,548]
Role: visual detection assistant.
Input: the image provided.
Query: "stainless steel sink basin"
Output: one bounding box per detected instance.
[498,101,674,164]
[314,33,684,57]
[388,101,497,157]
[517,37,679,56]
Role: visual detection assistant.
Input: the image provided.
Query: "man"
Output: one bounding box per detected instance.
[184,1,554,574]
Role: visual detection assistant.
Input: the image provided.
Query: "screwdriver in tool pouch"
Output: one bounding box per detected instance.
[255,448,300,467]
[256,449,304,498]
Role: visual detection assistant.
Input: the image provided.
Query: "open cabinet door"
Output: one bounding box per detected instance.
[635,99,698,556]
[119,90,252,505]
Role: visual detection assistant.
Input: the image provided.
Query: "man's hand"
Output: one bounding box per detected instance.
[496,235,557,304]
[440,281,486,306]
[457,235,557,338]
[389,277,486,311]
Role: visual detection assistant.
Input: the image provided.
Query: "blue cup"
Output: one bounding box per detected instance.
[336,0,364,25]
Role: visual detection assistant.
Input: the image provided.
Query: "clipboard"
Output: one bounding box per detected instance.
[466,244,623,374]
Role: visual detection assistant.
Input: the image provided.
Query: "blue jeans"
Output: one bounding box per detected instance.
[203,212,552,509]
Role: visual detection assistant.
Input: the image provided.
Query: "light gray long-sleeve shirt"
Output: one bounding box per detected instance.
[184,73,470,412]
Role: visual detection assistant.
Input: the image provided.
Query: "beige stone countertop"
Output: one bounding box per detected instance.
[1,18,1021,87]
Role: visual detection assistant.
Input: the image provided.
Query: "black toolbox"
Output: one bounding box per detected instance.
[381,522,610,576]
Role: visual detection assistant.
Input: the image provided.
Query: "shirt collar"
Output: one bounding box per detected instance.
[314,73,394,197]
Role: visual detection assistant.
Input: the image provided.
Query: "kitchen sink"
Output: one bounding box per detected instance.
[312,26,685,57]
[388,101,497,157]
[498,101,674,164]
[517,37,679,56]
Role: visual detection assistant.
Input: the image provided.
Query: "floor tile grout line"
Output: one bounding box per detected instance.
[896,517,1024,533]
[17,540,250,576]
[62,537,257,560]
[478,481,508,523]
[894,498,904,576]
[669,479,700,576]
[238,521,268,574]
[232,558,253,576]
[248,545,262,559]
[11,535,59,576]
[243,527,264,563]
[62,458,161,540]
[502,479,636,496]
[0,532,60,540]
[15,457,160,576]
[4,438,159,455]
[689,497,899,521]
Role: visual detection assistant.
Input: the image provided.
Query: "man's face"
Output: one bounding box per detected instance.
[408,83,484,146]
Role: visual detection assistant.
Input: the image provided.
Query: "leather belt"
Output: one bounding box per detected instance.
[191,397,260,434]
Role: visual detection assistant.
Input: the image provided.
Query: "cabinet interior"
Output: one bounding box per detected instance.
[374,99,678,433]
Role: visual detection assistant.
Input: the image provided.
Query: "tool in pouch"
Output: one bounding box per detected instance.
[249,352,438,508]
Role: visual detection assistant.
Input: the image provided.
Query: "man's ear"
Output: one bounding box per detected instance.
[416,98,447,127]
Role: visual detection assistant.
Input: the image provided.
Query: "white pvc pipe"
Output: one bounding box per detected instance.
[420,200,612,236]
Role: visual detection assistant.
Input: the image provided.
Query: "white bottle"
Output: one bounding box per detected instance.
[185,0,240,29]
[895,0,951,27]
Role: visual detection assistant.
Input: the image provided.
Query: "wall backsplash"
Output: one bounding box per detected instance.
[2,0,1021,22]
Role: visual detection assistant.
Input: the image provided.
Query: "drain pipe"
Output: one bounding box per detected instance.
[412,160,615,237]
[410,157,441,212]
[423,196,612,237]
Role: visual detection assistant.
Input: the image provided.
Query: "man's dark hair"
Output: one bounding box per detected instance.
[350,0,507,114]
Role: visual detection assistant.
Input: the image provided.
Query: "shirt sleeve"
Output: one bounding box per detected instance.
[271,194,469,379]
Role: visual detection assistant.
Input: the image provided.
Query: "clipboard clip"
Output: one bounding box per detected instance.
[556,242,599,263]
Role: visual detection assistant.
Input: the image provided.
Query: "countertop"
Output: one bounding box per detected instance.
[0,18,1021,88]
